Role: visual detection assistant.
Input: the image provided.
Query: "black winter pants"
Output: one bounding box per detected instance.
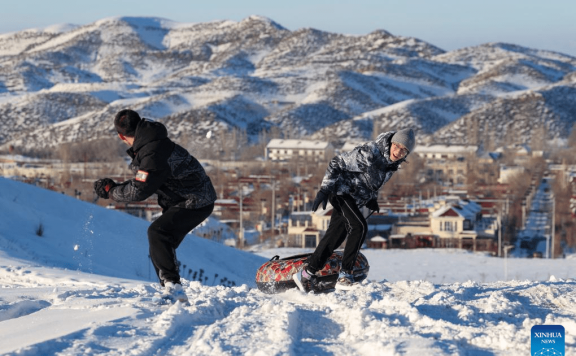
[148,204,214,285]
[307,194,367,273]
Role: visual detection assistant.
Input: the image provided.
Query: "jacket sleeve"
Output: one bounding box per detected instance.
[110,150,170,202]
[319,155,345,193]
[320,144,376,193]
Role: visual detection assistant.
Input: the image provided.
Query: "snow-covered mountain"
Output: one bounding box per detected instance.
[0,16,575,152]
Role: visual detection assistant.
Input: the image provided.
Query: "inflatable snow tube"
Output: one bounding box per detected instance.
[255,251,369,294]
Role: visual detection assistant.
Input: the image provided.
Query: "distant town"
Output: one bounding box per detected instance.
[1,137,575,259]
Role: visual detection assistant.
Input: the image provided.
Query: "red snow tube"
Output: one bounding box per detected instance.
[255,251,369,294]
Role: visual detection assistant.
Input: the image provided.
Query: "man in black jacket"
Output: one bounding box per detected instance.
[293,128,415,292]
[94,109,217,302]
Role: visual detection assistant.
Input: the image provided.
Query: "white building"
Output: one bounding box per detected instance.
[265,139,334,162]
[430,200,483,239]
[498,165,526,184]
[414,144,478,185]
[414,145,478,160]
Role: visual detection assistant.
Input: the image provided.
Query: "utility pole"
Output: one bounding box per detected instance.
[271,178,276,236]
[297,185,301,212]
[504,245,514,281]
[239,183,244,248]
[551,194,555,259]
[521,202,526,229]
[497,210,502,257]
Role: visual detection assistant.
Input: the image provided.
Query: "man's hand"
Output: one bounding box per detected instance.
[366,198,380,213]
[94,178,116,199]
[312,190,329,212]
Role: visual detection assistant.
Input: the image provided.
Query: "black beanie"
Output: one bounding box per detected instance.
[114,109,141,137]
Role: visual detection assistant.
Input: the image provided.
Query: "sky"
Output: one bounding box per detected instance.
[1,0,575,56]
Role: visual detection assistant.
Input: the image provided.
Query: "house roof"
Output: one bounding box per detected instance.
[313,204,333,217]
[370,236,388,242]
[432,200,481,220]
[414,145,478,154]
[368,224,392,231]
[499,165,525,172]
[479,152,503,161]
[267,139,333,150]
[495,144,531,154]
[291,211,313,216]
[289,226,307,234]
[340,141,366,152]
[215,199,238,206]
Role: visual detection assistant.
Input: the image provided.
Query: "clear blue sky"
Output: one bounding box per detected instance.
[2,0,575,56]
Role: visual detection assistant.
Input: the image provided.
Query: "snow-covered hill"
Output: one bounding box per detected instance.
[1,16,575,152]
[0,178,575,355]
[0,177,264,284]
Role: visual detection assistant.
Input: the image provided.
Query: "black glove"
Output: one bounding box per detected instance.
[312,190,329,212]
[94,178,116,199]
[366,198,380,213]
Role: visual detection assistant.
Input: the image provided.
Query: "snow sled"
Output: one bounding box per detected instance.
[255,251,369,294]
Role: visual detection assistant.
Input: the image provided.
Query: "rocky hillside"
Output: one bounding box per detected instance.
[0,16,575,154]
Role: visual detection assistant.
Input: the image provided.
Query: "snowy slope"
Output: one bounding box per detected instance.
[0,177,265,285]
[0,178,575,355]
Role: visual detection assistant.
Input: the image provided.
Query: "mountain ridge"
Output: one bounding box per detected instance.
[0,15,575,153]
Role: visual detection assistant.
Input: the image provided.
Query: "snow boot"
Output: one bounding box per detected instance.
[163,281,189,303]
[293,267,316,292]
[335,269,359,290]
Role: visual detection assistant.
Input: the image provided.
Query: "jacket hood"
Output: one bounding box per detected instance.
[132,119,168,152]
[376,131,407,165]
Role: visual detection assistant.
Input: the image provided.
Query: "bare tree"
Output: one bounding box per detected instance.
[530,125,548,152]
[482,120,495,152]
[467,117,479,146]
[551,172,576,252]
[567,122,576,150]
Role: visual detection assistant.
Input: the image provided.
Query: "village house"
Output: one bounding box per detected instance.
[413,144,478,185]
[107,198,161,221]
[430,199,499,252]
[284,194,500,252]
[286,204,398,249]
[0,154,123,181]
[286,208,332,248]
[369,197,499,253]
[390,215,434,248]
[265,139,335,162]
[367,235,387,249]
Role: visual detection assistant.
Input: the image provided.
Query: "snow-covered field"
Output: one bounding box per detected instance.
[1,178,575,355]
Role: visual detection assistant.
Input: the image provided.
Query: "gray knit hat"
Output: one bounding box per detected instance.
[391,128,416,153]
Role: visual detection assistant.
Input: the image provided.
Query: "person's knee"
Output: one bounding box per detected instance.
[148,222,162,243]
[348,220,367,236]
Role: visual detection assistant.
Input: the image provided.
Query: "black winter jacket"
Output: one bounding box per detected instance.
[320,131,404,208]
[110,119,217,210]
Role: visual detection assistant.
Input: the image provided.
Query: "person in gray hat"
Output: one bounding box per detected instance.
[294,128,415,291]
